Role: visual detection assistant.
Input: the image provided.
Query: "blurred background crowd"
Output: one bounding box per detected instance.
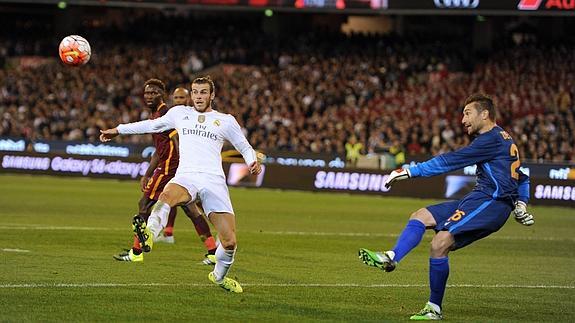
[0,10,573,164]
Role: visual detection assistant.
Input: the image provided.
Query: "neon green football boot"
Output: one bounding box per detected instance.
[358,248,397,272]
[208,272,243,293]
[410,303,443,320]
[113,249,143,262]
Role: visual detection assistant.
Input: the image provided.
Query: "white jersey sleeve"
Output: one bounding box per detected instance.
[223,115,257,166]
[117,109,176,135]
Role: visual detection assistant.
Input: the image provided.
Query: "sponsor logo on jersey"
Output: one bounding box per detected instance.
[182,127,218,141]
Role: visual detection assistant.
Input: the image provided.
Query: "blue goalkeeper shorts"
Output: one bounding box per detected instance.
[426,192,513,250]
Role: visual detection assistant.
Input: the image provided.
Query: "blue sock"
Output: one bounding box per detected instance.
[429,257,449,309]
[391,219,426,262]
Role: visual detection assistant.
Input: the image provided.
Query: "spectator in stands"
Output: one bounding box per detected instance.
[345,135,364,167]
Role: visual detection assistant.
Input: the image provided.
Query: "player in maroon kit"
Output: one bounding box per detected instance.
[114,80,216,264]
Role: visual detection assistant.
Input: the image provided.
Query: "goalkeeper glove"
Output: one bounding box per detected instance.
[384,168,411,189]
[513,201,534,226]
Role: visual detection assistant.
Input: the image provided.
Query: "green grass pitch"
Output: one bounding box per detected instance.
[0,174,574,322]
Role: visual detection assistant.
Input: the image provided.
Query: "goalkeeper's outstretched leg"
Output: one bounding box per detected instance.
[358,249,397,272]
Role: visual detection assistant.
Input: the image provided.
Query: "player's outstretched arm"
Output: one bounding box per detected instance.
[101,109,177,142]
[513,201,534,226]
[404,135,501,180]
[384,168,411,189]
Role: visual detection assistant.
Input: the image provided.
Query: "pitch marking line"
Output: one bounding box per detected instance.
[0,283,573,289]
[0,225,573,242]
[1,248,30,253]
[0,225,124,231]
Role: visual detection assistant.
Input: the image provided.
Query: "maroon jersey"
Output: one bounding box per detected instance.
[151,103,179,177]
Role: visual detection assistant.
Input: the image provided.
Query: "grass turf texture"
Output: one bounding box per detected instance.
[0,174,574,322]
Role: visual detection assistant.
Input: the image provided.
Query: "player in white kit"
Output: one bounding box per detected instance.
[100,76,261,293]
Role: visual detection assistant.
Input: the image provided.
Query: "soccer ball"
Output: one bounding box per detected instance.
[58,35,91,66]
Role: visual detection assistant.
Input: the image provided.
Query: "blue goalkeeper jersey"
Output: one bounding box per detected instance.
[408,125,530,203]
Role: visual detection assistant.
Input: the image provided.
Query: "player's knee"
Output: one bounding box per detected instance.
[137,205,148,216]
[430,232,454,256]
[158,191,178,207]
[220,239,236,250]
[430,238,446,253]
[410,208,435,227]
[219,235,236,250]
[137,198,151,216]
[157,191,171,203]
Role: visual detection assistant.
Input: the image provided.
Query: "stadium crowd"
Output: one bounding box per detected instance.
[0,14,573,163]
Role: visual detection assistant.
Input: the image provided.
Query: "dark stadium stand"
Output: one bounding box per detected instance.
[0,13,573,162]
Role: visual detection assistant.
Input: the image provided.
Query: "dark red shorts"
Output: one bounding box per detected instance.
[143,169,175,200]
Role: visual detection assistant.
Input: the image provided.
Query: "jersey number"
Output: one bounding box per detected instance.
[449,209,466,222]
[510,144,520,180]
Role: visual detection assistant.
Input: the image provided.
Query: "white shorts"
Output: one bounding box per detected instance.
[168,172,234,216]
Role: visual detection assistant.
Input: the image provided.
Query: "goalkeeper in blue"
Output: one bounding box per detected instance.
[359,94,534,320]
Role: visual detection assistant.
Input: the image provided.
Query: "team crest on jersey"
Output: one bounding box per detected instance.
[198,115,205,123]
[214,119,221,127]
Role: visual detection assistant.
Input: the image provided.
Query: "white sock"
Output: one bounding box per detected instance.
[213,244,235,282]
[427,302,441,313]
[147,202,171,240]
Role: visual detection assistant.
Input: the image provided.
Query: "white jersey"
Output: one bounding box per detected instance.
[118,105,257,178]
